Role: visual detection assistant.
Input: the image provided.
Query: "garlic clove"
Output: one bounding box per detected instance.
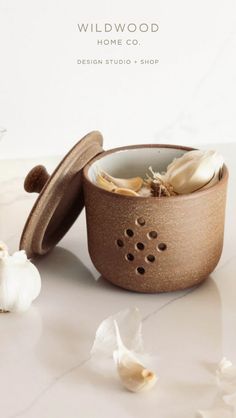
[97,171,142,196]
[165,150,224,194]
[166,150,203,175]
[114,188,139,196]
[101,171,143,192]
[199,168,223,191]
[113,320,157,393]
[116,356,157,393]
[96,173,117,192]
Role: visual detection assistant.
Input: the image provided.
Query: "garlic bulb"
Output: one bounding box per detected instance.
[0,242,41,313]
[113,320,157,393]
[165,150,224,194]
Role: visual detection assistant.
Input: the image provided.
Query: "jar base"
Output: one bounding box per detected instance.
[101,274,209,294]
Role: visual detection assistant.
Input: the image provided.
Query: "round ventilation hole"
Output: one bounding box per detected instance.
[146,254,155,263]
[136,217,146,226]
[158,243,167,251]
[148,231,158,239]
[136,242,145,251]
[125,229,134,237]
[126,253,134,261]
[116,239,124,247]
[136,267,145,275]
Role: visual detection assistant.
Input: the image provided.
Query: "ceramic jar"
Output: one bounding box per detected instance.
[83,144,228,293]
[21,133,228,293]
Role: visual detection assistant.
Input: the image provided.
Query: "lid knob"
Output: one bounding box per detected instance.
[24,165,50,193]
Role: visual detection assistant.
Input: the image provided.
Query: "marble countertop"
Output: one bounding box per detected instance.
[1,143,236,418]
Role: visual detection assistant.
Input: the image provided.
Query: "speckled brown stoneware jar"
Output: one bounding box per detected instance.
[21,133,228,293]
[83,144,228,293]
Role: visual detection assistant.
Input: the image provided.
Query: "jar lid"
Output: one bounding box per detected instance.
[20,131,104,258]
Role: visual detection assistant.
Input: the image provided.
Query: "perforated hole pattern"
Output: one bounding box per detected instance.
[116,217,167,275]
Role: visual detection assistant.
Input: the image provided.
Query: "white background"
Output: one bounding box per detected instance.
[0,0,235,158]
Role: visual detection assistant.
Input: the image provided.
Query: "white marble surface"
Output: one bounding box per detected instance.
[0,143,236,418]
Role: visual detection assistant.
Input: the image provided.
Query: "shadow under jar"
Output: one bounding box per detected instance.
[83,144,228,293]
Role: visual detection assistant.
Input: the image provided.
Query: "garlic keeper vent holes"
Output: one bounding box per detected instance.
[115,217,167,275]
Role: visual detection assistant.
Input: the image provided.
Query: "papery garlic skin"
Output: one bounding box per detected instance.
[216,357,236,394]
[198,407,233,418]
[91,307,144,357]
[113,320,157,393]
[0,244,41,312]
[165,150,224,195]
[217,357,233,373]
[197,359,236,418]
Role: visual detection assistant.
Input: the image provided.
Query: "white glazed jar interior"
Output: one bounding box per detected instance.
[88,146,188,183]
